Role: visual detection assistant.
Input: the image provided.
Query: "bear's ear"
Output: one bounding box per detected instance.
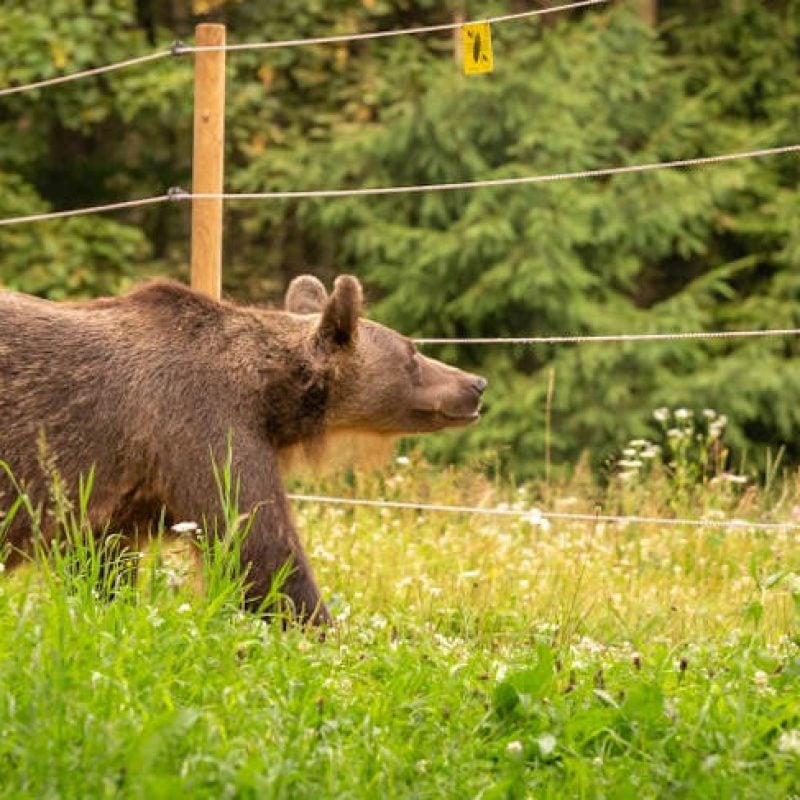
[317,275,362,348]
[285,275,328,314]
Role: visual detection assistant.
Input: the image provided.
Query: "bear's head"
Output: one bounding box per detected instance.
[285,275,487,435]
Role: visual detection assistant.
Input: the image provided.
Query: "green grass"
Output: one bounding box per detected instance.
[0,453,798,798]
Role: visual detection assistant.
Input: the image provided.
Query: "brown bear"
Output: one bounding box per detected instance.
[0,275,486,623]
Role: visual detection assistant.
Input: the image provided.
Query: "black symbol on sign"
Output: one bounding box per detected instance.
[467,29,490,67]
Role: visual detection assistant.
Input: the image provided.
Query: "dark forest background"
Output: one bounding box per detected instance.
[1,0,799,477]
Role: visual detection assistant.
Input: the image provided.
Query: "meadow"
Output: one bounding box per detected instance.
[0,413,798,798]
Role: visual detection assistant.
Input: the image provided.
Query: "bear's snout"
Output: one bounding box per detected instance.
[471,376,488,396]
[447,373,487,422]
[409,361,487,430]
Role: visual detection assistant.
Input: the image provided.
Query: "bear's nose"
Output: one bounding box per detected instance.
[472,376,488,395]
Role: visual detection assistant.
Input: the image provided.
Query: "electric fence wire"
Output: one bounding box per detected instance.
[186,144,800,202]
[288,494,800,532]
[0,193,175,227]
[414,328,800,346]
[0,50,173,98]
[3,143,798,229]
[176,0,610,54]
[0,0,609,98]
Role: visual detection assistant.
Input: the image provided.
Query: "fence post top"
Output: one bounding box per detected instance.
[195,23,226,38]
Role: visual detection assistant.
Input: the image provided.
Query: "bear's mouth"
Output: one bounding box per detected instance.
[440,409,482,425]
[407,401,483,431]
[400,407,482,434]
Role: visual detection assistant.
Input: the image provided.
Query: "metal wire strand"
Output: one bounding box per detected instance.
[288,494,799,532]
[1,143,799,233]
[414,328,800,345]
[0,50,173,98]
[176,0,610,54]
[0,0,608,97]
[187,144,800,201]
[0,194,174,227]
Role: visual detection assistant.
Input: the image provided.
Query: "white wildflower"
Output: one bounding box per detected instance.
[506,740,523,757]
[778,729,800,756]
[653,407,670,422]
[370,614,388,630]
[721,473,748,485]
[493,661,508,681]
[709,415,728,439]
[395,456,410,466]
[535,622,559,635]
[147,607,164,628]
[753,670,769,687]
[539,517,552,533]
[675,408,692,420]
[524,507,543,525]
[576,636,605,655]
[177,603,192,614]
[708,425,724,440]
[433,632,457,652]
[537,733,557,758]
[171,521,200,535]
[702,754,721,771]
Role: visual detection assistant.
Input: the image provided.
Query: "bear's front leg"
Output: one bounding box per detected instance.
[164,434,331,626]
[237,447,332,625]
[239,493,332,626]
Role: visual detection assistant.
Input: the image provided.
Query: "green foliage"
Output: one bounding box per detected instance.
[1,1,800,471]
[0,170,148,297]
[0,0,192,297]
[0,458,799,796]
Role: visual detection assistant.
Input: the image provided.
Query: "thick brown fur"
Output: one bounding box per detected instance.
[0,276,486,623]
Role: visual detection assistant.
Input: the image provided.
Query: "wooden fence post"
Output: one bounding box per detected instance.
[637,0,658,27]
[453,7,465,64]
[190,23,226,300]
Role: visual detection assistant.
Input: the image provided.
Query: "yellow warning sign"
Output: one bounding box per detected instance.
[461,22,494,75]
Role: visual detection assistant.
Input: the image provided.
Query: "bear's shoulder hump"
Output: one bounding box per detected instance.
[124,279,224,316]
